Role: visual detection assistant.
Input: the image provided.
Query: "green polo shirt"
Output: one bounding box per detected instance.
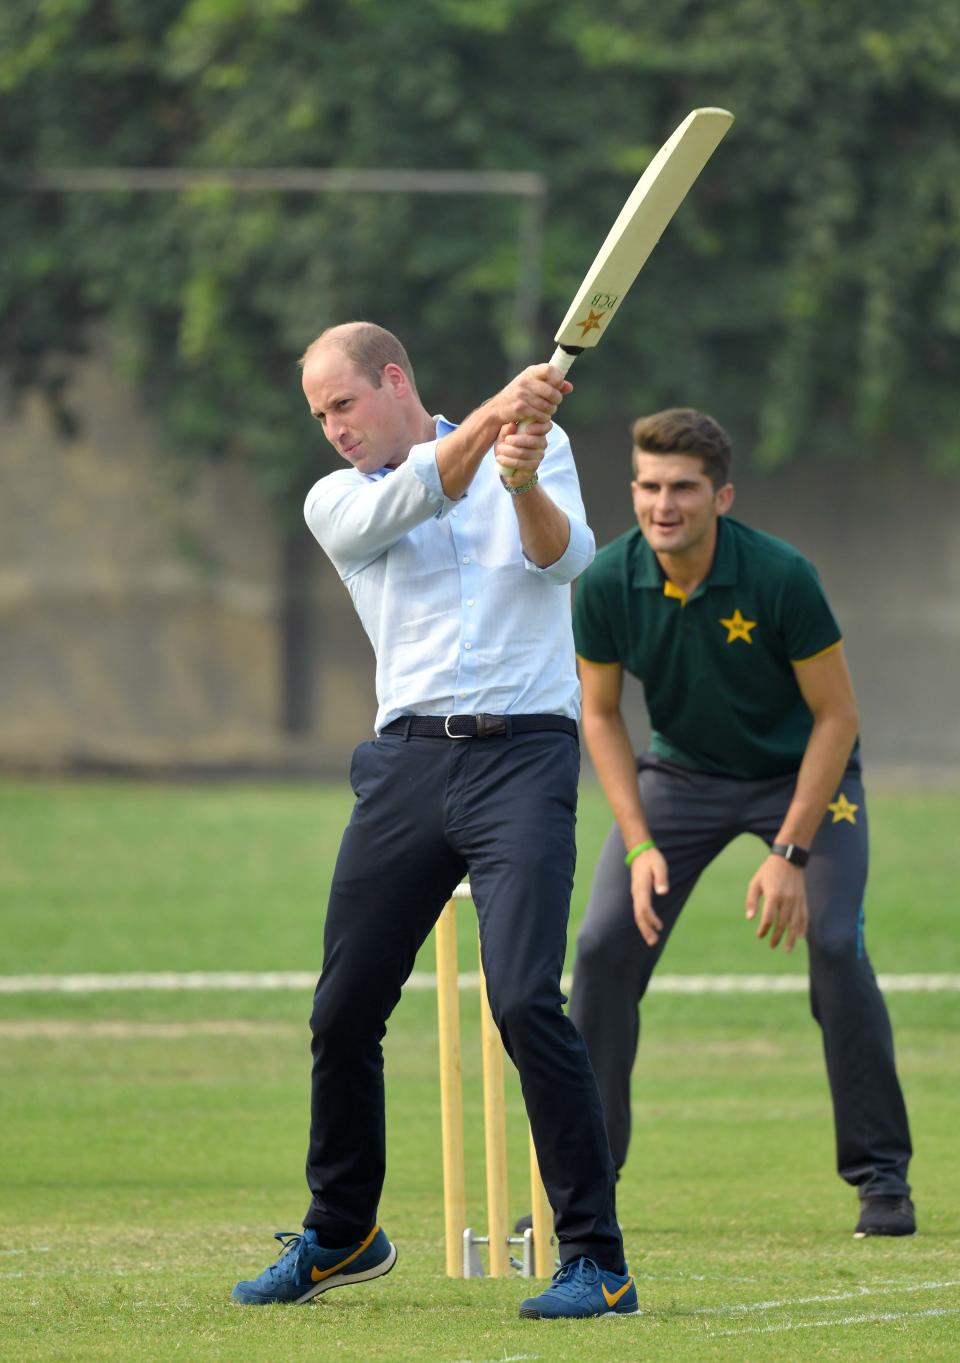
[573,517,843,778]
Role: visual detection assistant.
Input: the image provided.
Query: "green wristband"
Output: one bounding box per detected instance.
[625,839,656,866]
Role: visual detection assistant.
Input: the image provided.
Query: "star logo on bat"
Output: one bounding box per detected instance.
[827,792,859,824]
[719,608,756,643]
[576,309,605,338]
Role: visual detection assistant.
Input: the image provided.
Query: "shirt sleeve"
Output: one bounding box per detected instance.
[572,558,622,663]
[406,440,464,516]
[779,556,843,661]
[303,442,458,580]
[521,423,596,584]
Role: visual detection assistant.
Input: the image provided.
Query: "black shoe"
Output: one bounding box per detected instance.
[853,1196,916,1239]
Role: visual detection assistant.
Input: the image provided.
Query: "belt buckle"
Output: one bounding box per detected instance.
[444,714,474,739]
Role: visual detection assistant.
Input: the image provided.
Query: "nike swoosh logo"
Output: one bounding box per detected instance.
[310,1224,379,1282]
[602,1276,634,1309]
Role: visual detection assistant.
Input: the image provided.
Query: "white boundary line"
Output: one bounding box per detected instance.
[692,1279,960,1315]
[0,1020,298,1038]
[708,1306,960,1337]
[697,1279,960,1338]
[1,971,958,995]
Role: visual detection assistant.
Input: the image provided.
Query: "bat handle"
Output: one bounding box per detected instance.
[514,345,581,435]
[547,344,580,377]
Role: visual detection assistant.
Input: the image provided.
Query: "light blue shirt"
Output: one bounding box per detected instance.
[304,417,595,731]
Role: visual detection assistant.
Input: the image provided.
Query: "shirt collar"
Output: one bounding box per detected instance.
[365,415,456,481]
[632,516,738,592]
[706,517,737,586]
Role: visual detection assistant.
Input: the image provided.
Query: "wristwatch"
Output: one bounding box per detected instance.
[771,842,810,868]
[499,471,539,495]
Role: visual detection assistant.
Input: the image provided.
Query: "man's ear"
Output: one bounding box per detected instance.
[382,362,410,397]
[716,482,735,516]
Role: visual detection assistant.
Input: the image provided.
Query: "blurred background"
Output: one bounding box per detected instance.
[2,0,959,780]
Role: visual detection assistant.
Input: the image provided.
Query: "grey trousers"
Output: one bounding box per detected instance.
[569,753,912,1199]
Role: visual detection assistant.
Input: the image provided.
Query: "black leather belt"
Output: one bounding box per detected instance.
[380,714,578,740]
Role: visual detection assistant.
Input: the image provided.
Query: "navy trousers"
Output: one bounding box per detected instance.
[303,728,623,1272]
[569,754,912,1199]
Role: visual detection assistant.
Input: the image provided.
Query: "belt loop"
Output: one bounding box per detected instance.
[505,715,513,739]
[403,716,413,742]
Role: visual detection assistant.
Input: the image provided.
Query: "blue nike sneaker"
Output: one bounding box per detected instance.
[231,1224,397,1305]
[519,1256,639,1319]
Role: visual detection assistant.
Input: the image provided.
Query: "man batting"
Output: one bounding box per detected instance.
[568,407,913,1239]
[231,322,637,1320]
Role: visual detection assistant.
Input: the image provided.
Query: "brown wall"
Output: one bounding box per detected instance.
[1,355,281,769]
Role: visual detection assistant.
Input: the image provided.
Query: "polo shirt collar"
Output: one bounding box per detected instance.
[707,516,738,586]
[632,516,738,592]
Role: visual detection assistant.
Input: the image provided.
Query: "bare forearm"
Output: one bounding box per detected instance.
[777,709,858,847]
[510,485,570,567]
[582,708,650,849]
[435,401,502,500]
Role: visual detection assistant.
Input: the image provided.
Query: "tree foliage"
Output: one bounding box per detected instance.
[2,0,960,504]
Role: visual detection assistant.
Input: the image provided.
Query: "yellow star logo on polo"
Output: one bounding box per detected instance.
[719,608,757,644]
[828,792,859,824]
[576,308,605,338]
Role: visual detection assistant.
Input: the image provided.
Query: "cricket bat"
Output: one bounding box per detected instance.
[506,107,733,465]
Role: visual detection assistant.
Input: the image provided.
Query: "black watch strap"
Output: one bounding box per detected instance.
[771,841,809,868]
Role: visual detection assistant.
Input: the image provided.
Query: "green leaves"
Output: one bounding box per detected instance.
[2,0,960,491]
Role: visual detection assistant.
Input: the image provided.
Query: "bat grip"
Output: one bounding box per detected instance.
[515,346,581,434]
[547,344,580,377]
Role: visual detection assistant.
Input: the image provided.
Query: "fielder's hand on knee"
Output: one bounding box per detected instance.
[745,856,808,951]
[631,849,670,946]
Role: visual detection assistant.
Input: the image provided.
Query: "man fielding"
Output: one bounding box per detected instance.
[231,322,637,1319]
[568,407,914,1239]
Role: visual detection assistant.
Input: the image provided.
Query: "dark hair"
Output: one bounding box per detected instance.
[298,322,416,389]
[630,408,732,489]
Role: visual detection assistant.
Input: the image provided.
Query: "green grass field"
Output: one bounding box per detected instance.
[1,778,958,1362]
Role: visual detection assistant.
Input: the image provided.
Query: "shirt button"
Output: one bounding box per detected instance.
[459,690,467,699]
[462,555,470,564]
[452,510,459,517]
[467,598,475,606]
[464,642,472,650]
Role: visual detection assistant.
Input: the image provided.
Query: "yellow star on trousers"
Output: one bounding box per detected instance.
[719,608,757,643]
[828,792,859,824]
[576,309,605,338]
